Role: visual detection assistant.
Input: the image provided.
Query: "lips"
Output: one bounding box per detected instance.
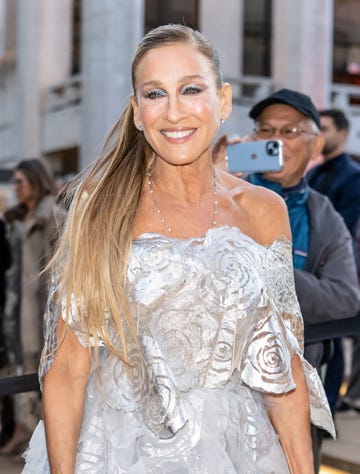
[161,129,196,139]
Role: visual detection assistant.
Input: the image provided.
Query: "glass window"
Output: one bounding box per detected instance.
[0,0,16,57]
[71,0,82,75]
[333,0,360,85]
[243,0,272,77]
[145,0,198,32]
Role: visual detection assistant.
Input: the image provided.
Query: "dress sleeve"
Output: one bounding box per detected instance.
[237,237,335,437]
[38,274,97,388]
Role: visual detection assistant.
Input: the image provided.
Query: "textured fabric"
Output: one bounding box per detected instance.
[23,226,334,473]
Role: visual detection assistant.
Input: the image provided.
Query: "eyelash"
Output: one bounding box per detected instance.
[144,89,166,100]
[182,85,202,95]
[144,85,203,100]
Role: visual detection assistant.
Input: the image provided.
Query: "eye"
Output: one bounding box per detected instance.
[256,126,273,136]
[144,89,166,100]
[282,126,299,138]
[182,85,203,95]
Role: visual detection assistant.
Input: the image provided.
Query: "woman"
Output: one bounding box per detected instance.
[23,25,333,473]
[0,159,58,455]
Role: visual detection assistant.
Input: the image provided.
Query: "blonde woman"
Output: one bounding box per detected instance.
[23,25,333,473]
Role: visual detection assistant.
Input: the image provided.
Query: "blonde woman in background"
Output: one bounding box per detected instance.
[23,25,333,473]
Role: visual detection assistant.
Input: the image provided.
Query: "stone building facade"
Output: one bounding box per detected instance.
[0,0,359,177]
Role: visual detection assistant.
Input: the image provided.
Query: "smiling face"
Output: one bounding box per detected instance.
[131,43,231,167]
[254,104,324,188]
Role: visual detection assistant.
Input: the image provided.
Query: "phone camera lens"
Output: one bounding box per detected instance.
[266,141,279,156]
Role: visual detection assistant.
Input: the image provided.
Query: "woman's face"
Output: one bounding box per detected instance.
[132,43,231,167]
[13,170,35,205]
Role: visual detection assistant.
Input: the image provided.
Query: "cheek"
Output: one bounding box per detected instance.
[138,104,159,125]
[24,184,34,197]
[190,94,219,119]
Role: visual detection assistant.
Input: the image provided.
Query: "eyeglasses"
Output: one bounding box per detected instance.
[253,124,318,140]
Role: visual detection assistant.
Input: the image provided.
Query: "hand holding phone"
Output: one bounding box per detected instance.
[226,140,283,174]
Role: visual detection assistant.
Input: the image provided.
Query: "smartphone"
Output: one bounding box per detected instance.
[226,140,283,174]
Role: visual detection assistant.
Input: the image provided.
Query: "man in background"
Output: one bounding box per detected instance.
[307,109,360,416]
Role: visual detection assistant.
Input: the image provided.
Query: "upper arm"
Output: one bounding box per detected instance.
[44,318,91,386]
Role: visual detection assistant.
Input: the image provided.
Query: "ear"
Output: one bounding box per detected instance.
[309,133,325,162]
[130,94,141,129]
[339,128,348,143]
[219,82,232,122]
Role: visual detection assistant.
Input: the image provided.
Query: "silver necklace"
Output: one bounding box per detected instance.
[147,171,218,234]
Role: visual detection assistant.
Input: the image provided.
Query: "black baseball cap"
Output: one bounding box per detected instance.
[249,88,321,129]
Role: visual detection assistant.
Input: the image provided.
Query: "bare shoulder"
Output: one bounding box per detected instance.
[219,171,291,246]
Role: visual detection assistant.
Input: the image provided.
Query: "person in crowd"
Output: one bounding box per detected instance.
[213,89,360,472]
[22,25,333,473]
[307,109,360,417]
[0,159,58,455]
[0,189,11,369]
[0,189,13,448]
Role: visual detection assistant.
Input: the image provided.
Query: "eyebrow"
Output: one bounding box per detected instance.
[140,74,206,88]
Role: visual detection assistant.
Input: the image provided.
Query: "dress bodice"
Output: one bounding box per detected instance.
[127,226,302,393]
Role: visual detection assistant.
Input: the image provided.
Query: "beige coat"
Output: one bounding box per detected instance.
[20,195,58,368]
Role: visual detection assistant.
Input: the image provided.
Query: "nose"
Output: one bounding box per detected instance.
[164,93,186,123]
[270,128,282,139]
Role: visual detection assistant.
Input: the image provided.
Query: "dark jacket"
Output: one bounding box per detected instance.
[0,219,11,309]
[296,188,359,326]
[295,189,360,365]
[307,153,360,241]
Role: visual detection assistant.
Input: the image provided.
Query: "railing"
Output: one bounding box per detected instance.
[0,373,39,396]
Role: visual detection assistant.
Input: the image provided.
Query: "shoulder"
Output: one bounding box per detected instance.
[219,170,291,246]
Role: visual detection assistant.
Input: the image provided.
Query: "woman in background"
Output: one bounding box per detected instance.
[0,159,58,455]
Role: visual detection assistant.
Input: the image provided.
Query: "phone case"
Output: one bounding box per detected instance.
[226,140,283,174]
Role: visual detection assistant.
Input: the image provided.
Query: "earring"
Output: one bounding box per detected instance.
[135,123,143,131]
[221,117,226,124]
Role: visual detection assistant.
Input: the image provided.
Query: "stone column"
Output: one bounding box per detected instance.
[272,0,334,108]
[15,0,72,159]
[199,0,243,85]
[15,0,42,159]
[80,0,144,168]
[39,0,72,86]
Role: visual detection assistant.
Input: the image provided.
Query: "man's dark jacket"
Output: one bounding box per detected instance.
[307,153,360,240]
[295,188,360,366]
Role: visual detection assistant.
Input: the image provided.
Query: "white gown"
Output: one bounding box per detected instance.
[22,226,334,473]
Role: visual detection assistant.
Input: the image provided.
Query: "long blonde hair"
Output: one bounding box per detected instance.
[54,24,224,360]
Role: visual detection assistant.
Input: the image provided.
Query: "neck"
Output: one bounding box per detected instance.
[323,147,345,161]
[151,163,216,204]
[147,166,218,235]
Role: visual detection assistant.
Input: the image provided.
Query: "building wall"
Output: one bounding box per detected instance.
[0,0,359,174]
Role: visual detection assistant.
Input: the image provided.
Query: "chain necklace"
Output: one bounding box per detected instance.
[147,171,218,234]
